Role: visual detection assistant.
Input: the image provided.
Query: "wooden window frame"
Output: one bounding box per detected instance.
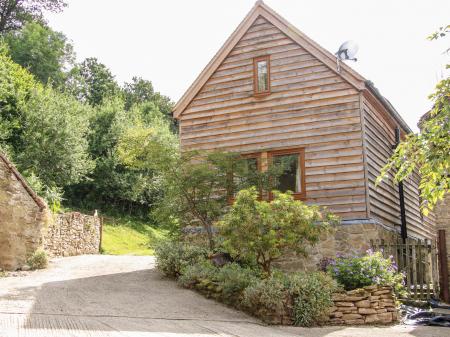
[267,148,306,200]
[253,55,271,96]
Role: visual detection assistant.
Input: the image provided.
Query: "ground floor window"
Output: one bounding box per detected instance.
[268,148,306,200]
[230,148,306,201]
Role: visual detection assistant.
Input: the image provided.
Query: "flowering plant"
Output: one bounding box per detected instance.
[327,250,405,295]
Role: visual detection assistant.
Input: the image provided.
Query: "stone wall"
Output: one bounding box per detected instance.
[329,285,399,325]
[43,212,101,257]
[277,221,399,271]
[0,156,50,271]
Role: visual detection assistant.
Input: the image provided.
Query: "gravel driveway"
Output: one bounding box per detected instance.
[0,255,445,337]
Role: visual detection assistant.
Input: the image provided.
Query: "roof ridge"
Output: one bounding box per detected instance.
[0,153,47,210]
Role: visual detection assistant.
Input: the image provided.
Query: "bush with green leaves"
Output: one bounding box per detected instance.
[219,187,338,274]
[154,239,208,278]
[177,260,218,288]
[243,271,336,326]
[27,249,48,270]
[243,271,288,312]
[289,272,337,326]
[327,250,405,295]
[215,263,260,301]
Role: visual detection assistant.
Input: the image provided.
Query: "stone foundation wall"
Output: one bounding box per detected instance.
[329,285,399,325]
[277,221,399,271]
[0,157,50,271]
[43,212,101,257]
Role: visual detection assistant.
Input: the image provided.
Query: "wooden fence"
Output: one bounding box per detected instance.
[371,238,439,300]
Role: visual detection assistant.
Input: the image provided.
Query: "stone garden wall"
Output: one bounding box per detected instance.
[43,212,101,257]
[277,221,399,271]
[329,285,399,325]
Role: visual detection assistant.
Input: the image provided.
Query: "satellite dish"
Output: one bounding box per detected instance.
[335,40,359,72]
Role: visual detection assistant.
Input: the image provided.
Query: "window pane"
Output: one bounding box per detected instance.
[273,154,301,193]
[257,60,268,92]
[234,157,258,193]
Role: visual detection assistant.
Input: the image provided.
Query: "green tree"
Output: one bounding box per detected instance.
[6,21,75,85]
[66,99,167,215]
[378,25,449,215]
[16,84,94,188]
[66,57,119,106]
[118,121,304,249]
[0,0,66,33]
[219,188,337,275]
[123,76,175,128]
[1,44,94,192]
[0,42,34,154]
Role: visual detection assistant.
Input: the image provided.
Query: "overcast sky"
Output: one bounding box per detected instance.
[46,0,449,131]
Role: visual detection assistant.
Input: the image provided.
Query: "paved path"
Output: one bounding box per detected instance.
[0,255,445,337]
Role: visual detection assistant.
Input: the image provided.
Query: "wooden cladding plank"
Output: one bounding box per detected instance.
[180,15,367,220]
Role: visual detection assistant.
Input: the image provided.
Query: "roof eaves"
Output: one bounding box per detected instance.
[365,80,412,134]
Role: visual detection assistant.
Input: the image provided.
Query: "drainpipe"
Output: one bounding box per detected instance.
[393,127,407,243]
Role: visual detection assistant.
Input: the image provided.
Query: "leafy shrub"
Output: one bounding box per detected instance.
[27,249,48,269]
[154,239,208,277]
[289,272,337,326]
[243,271,337,326]
[243,271,288,312]
[219,188,338,274]
[216,263,260,300]
[178,260,218,288]
[327,250,405,294]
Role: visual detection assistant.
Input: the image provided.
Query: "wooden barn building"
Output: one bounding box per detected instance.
[173,1,435,267]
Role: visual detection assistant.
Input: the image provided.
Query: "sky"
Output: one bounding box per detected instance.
[46,0,450,131]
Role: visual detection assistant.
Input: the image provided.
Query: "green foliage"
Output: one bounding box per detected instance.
[27,249,48,269]
[378,26,449,215]
[16,85,94,188]
[289,272,337,326]
[0,48,94,194]
[25,172,62,212]
[0,0,67,33]
[66,57,119,106]
[215,263,260,300]
[243,271,288,312]
[154,239,208,278]
[219,187,338,274]
[5,21,74,85]
[243,271,336,326]
[178,260,218,288]
[327,250,405,295]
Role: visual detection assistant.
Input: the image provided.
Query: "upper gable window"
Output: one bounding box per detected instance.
[253,55,270,96]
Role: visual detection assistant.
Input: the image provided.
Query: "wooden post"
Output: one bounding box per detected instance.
[99,215,104,253]
[438,230,449,303]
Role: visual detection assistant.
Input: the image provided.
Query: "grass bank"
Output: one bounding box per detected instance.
[101,216,165,255]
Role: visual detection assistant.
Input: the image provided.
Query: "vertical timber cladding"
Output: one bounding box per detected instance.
[179,16,367,220]
[362,94,435,239]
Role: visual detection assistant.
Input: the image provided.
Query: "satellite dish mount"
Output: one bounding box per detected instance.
[335,40,359,72]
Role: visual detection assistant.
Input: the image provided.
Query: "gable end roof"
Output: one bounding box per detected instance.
[173,0,366,119]
[0,153,47,210]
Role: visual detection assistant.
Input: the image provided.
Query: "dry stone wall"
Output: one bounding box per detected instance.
[277,221,399,271]
[328,285,399,325]
[43,212,101,257]
[0,156,49,271]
